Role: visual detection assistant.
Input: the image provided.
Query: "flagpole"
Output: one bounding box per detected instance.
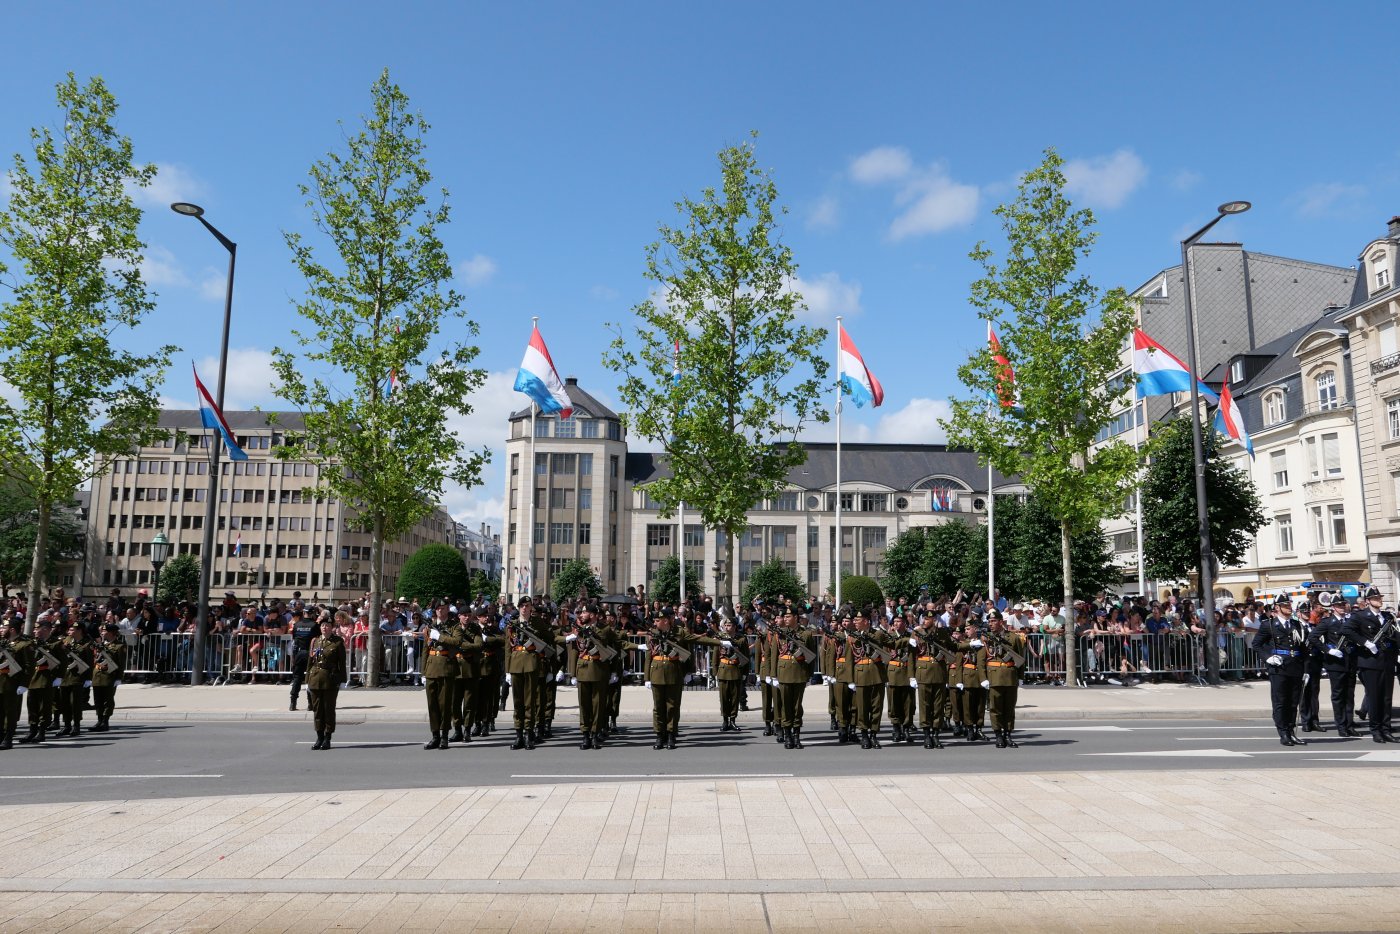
[834,316,843,609]
[525,315,539,600]
[987,460,995,601]
[678,500,686,605]
[1135,398,1147,597]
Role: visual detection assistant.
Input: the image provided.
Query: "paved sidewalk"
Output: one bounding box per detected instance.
[110,680,1277,725]
[1,767,1398,932]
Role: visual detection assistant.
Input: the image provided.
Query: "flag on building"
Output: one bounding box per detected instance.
[513,324,572,416]
[193,363,249,461]
[1213,381,1255,459]
[385,323,402,398]
[987,322,1019,410]
[837,323,884,408]
[233,533,242,557]
[1132,328,1219,402]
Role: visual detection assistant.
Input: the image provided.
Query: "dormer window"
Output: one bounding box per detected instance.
[1373,251,1391,293]
[1264,390,1286,426]
[1229,359,1245,384]
[1316,370,1338,411]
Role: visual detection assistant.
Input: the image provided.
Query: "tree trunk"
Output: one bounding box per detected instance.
[1060,519,1078,687]
[24,499,51,636]
[367,513,385,689]
[725,525,737,609]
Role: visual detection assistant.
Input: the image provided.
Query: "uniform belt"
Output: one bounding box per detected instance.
[963,664,978,668]
[889,661,905,667]
[779,654,794,660]
[836,657,848,663]
[1271,649,1301,657]
[652,655,675,661]
[579,654,598,662]
[429,649,448,657]
[988,661,1014,667]
[918,656,934,661]
[512,647,531,652]
[856,659,873,665]
[720,658,738,666]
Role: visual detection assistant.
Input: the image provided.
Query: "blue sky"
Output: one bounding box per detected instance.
[1,2,1393,531]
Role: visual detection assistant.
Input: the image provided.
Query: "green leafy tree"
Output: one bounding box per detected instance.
[880,527,928,602]
[840,575,884,612]
[650,554,682,605]
[603,134,829,604]
[999,493,1118,602]
[271,71,488,688]
[398,543,471,603]
[742,556,806,604]
[0,74,174,631]
[923,522,978,598]
[0,485,83,598]
[468,568,499,605]
[1142,417,1266,581]
[941,149,1137,685]
[551,559,603,604]
[156,552,200,605]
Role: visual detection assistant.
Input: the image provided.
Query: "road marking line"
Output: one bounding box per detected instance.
[510,773,794,779]
[0,775,224,779]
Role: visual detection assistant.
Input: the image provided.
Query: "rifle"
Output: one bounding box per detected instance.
[512,620,558,657]
[574,625,618,662]
[647,629,692,662]
[845,629,892,664]
[776,628,817,664]
[0,645,19,677]
[913,628,959,667]
[98,648,121,673]
[986,631,1026,668]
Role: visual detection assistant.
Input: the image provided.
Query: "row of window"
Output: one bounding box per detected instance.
[113,458,316,477]
[1267,433,1344,490]
[1274,504,1347,554]
[524,417,624,441]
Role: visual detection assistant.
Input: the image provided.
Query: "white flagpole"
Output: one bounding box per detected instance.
[834,316,843,609]
[1135,397,1147,597]
[524,315,539,600]
[678,500,686,605]
[987,460,995,601]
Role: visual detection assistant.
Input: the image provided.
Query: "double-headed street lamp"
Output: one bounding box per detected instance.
[1180,200,1251,686]
[171,202,236,686]
[150,531,172,606]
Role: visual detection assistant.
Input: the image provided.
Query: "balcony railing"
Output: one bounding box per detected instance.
[1372,351,1400,375]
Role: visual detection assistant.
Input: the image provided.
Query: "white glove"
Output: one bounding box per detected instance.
[847,682,856,692]
[1366,641,1379,653]
[505,673,512,686]
[114,680,122,688]
[909,637,918,647]
[1302,673,1310,687]
[980,679,990,689]
[565,633,578,643]
[970,639,983,648]
[956,682,965,691]
[644,681,652,689]
[609,674,619,684]
[1329,648,1344,658]
[429,628,441,642]
[83,680,92,688]
[15,686,25,696]
[52,678,61,688]
[570,677,578,686]
[908,678,918,688]
[1266,655,1283,667]
[721,640,732,648]
[555,671,566,683]
[824,676,834,686]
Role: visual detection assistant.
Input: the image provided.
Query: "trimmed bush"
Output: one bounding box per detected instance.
[398,543,471,604]
[840,574,884,614]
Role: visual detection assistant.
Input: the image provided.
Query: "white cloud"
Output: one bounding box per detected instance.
[1296,182,1367,219]
[139,245,190,288]
[807,194,839,231]
[457,254,498,287]
[871,397,951,444]
[193,347,278,410]
[888,166,979,240]
[590,284,620,302]
[198,270,227,301]
[1062,149,1148,210]
[132,162,206,210]
[438,368,524,535]
[850,146,913,185]
[1170,169,1202,192]
[786,272,862,320]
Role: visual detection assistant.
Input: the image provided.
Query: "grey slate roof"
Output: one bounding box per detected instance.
[627,443,1015,492]
[508,377,619,421]
[155,410,308,430]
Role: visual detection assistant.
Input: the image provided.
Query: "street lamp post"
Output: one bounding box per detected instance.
[1179,200,1251,686]
[712,559,726,610]
[150,531,172,608]
[171,202,236,686]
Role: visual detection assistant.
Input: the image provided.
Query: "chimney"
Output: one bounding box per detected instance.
[564,376,578,386]
[1388,215,1400,238]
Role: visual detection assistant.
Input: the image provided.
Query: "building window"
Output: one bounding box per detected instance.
[1330,504,1347,547]
[581,419,599,439]
[1316,371,1338,411]
[646,525,671,547]
[1271,450,1289,490]
[859,493,887,512]
[548,557,567,576]
[1377,266,1391,291]
[579,453,593,475]
[1322,432,1341,477]
[549,488,573,509]
[554,416,576,438]
[1229,359,1245,384]
[772,492,799,511]
[1110,530,1136,553]
[579,488,592,510]
[578,523,591,545]
[683,525,704,547]
[1264,391,1286,427]
[1276,514,1293,554]
[551,453,575,475]
[808,526,819,549]
[1389,398,1400,441]
[511,453,519,476]
[533,522,544,545]
[534,420,550,438]
[535,453,548,475]
[607,421,622,441]
[549,523,573,545]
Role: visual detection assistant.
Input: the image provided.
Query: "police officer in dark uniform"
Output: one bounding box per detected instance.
[1253,593,1309,746]
[1343,586,1397,743]
[1315,593,1360,736]
[1298,594,1328,732]
[288,608,321,712]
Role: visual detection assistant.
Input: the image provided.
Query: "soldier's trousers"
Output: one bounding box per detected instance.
[310,687,338,734]
[651,682,683,733]
[0,689,21,737]
[958,685,986,727]
[1298,657,1323,725]
[92,686,116,722]
[25,686,52,727]
[289,652,309,702]
[425,677,454,734]
[887,685,914,726]
[541,674,557,723]
[717,678,743,719]
[834,681,854,726]
[511,671,542,730]
[1358,667,1394,733]
[607,676,622,721]
[1325,666,1356,732]
[475,674,500,725]
[760,680,776,722]
[777,681,805,729]
[917,682,947,729]
[58,685,85,727]
[988,685,1017,731]
[452,677,472,728]
[1268,671,1304,731]
[854,683,884,731]
[577,679,609,732]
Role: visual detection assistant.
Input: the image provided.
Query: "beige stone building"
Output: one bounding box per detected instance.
[83,410,455,603]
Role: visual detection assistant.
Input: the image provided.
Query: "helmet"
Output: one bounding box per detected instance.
[1275,593,1293,608]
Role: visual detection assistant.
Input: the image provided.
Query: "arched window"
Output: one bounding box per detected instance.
[1316,371,1338,411]
[1263,390,1286,426]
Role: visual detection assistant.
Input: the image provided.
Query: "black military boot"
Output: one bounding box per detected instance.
[783,727,795,750]
[869,730,882,749]
[1289,730,1307,746]
[930,729,944,749]
[923,729,934,749]
[653,731,666,750]
[763,721,774,737]
[322,733,332,751]
[593,729,605,748]
[313,732,325,750]
[510,730,527,750]
[16,725,38,745]
[424,732,441,750]
[580,731,593,750]
[829,715,838,731]
[791,729,804,750]
[891,724,902,743]
[470,721,484,737]
[837,726,849,745]
[1005,731,1019,749]
[289,695,298,712]
[952,723,967,738]
[0,731,12,751]
[1279,729,1295,746]
[542,721,554,739]
[525,729,537,750]
[774,725,785,744]
[666,731,677,749]
[995,730,1007,748]
[859,730,872,749]
[55,724,72,738]
[610,716,618,732]
[451,726,466,743]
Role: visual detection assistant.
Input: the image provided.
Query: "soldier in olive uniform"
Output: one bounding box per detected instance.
[562,606,622,749]
[846,610,892,749]
[422,605,465,749]
[885,615,918,743]
[645,608,723,749]
[56,621,95,737]
[0,618,35,750]
[711,614,749,732]
[90,623,126,733]
[474,607,505,736]
[18,618,59,745]
[912,611,953,749]
[451,608,485,743]
[506,597,556,750]
[954,622,989,742]
[825,615,856,744]
[773,610,819,749]
[757,611,779,737]
[307,611,349,750]
[983,611,1026,748]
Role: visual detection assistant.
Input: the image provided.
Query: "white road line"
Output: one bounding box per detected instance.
[0,774,224,779]
[510,773,794,779]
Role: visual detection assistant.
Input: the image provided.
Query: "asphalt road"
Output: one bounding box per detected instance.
[0,715,1397,805]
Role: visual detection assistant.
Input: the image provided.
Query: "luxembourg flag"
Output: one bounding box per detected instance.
[1214,382,1254,459]
[232,533,242,558]
[837,324,884,408]
[193,363,248,461]
[1132,328,1218,403]
[513,324,572,416]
